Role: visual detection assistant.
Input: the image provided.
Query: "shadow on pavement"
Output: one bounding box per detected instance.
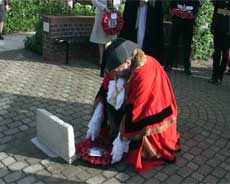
[0,49,102,71]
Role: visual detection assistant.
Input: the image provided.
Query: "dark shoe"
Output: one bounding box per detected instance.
[208,78,221,85]
[0,34,3,40]
[184,70,192,75]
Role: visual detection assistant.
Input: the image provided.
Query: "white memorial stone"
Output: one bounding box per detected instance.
[31,109,76,164]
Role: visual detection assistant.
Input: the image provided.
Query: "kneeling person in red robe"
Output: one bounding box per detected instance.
[84,38,180,172]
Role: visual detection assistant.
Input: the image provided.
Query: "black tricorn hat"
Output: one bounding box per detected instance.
[103,38,137,73]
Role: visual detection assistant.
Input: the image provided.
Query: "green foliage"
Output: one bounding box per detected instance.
[192,0,214,61]
[38,0,72,16]
[72,3,95,16]
[5,0,40,33]
[24,0,73,54]
[5,0,73,33]
[5,0,95,33]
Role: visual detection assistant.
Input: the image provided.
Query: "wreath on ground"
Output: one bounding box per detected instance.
[76,129,112,165]
[102,10,124,35]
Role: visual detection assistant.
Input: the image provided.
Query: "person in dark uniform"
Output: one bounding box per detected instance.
[208,0,230,84]
[119,0,163,61]
[0,0,10,40]
[164,0,200,75]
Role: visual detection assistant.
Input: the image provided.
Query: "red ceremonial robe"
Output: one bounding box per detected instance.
[120,55,180,172]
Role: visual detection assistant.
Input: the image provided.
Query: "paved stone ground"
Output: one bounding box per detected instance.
[0,49,230,184]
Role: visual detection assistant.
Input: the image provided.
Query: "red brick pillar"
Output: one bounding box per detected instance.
[42,16,97,63]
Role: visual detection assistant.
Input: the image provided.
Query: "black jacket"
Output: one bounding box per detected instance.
[211,0,230,35]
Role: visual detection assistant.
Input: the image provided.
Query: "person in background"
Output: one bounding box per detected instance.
[164,0,200,75]
[119,0,163,61]
[208,0,230,84]
[0,0,10,40]
[84,38,181,172]
[90,0,122,66]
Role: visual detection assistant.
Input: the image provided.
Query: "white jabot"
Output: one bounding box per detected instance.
[107,78,125,110]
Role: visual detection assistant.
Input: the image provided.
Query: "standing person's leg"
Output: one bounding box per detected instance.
[98,44,104,65]
[182,20,194,75]
[0,21,3,39]
[218,47,229,81]
[0,6,5,40]
[165,17,181,70]
[212,47,221,80]
[209,35,222,84]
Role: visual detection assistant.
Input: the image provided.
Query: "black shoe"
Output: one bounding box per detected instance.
[0,34,4,40]
[185,70,192,75]
[208,78,221,85]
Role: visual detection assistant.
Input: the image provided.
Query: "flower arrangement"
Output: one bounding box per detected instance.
[170,8,194,19]
[76,130,112,165]
[102,10,124,35]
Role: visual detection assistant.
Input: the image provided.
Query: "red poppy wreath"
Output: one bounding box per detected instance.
[170,8,194,20]
[76,138,112,165]
[102,10,124,35]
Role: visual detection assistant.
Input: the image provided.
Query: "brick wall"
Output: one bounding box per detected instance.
[42,16,97,63]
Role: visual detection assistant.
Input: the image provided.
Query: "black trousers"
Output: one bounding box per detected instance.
[212,34,230,81]
[166,17,194,71]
